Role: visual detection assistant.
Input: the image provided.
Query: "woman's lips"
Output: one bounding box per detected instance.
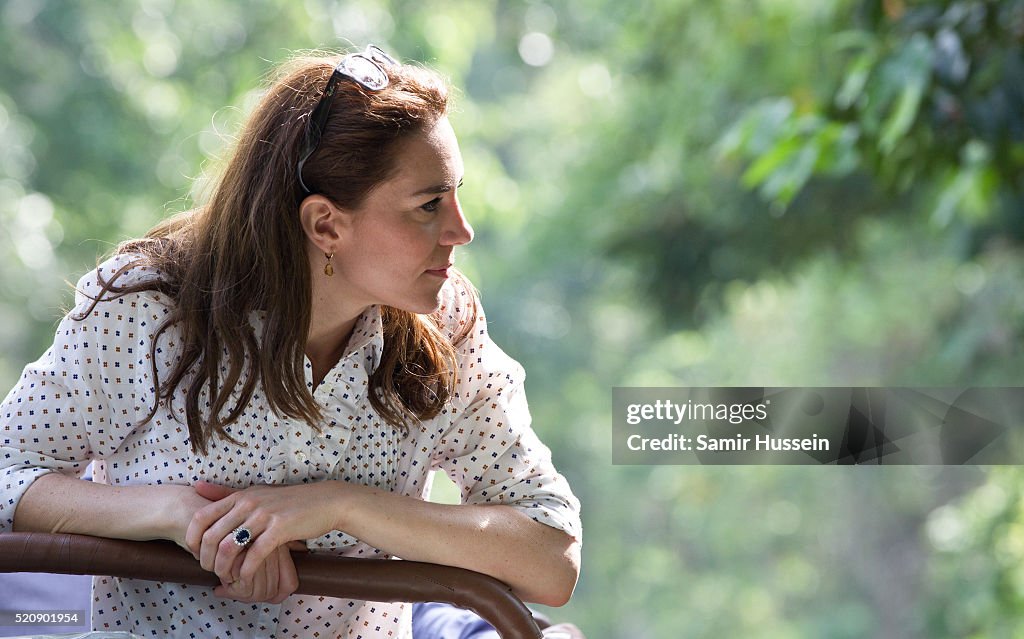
[425,264,452,278]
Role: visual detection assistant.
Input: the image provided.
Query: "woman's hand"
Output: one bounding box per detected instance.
[185,480,343,602]
[165,484,217,553]
[211,541,302,604]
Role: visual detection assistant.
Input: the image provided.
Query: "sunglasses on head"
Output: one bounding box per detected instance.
[296,45,398,195]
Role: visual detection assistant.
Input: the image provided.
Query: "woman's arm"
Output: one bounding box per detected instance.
[188,479,580,606]
[0,259,178,536]
[335,482,581,606]
[15,474,302,604]
[13,472,209,549]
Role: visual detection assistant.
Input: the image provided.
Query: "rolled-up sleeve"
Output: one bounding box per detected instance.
[0,256,161,532]
[431,282,582,543]
[0,342,94,531]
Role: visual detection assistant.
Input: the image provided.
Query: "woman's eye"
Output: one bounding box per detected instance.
[420,197,443,213]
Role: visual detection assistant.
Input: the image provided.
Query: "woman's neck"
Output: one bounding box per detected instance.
[305,316,357,388]
[305,287,364,387]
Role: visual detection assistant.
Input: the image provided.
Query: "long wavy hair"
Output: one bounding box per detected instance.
[78,51,471,454]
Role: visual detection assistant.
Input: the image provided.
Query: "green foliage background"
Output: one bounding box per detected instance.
[2,1,1023,637]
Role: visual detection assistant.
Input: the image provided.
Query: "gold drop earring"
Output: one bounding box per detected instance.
[324,252,335,277]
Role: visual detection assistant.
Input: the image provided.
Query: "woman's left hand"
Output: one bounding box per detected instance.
[185,480,344,598]
[212,541,304,604]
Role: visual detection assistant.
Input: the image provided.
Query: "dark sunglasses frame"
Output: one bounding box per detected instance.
[296,45,398,194]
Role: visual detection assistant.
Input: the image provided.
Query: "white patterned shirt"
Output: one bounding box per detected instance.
[0,253,581,638]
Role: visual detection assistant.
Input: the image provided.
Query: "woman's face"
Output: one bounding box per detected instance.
[328,116,473,316]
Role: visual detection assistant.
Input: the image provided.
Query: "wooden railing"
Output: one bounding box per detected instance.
[0,532,543,639]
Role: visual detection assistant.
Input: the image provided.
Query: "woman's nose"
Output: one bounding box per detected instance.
[442,196,474,246]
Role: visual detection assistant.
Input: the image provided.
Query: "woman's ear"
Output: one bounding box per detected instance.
[298,195,351,253]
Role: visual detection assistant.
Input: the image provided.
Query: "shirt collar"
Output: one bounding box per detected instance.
[344,304,384,371]
[247,304,384,373]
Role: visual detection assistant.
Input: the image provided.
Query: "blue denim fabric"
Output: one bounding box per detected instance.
[411,602,501,639]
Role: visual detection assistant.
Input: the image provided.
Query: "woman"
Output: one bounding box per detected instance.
[0,45,581,637]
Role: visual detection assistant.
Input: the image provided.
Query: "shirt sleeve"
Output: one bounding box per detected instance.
[431,278,582,543]
[0,255,165,533]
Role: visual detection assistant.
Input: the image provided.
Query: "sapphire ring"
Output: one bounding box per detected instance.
[231,526,254,547]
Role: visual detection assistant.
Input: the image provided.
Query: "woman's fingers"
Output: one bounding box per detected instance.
[215,578,250,601]
[201,516,247,574]
[185,481,244,561]
[191,483,325,598]
[193,480,239,502]
[233,549,272,602]
[185,495,236,559]
[188,482,312,603]
[212,524,254,582]
[263,549,279,602]
[235,527,279,587]
[270,545,300,604]
[210,521,287,599]
[214,543,298,603]
[246,558,268,601]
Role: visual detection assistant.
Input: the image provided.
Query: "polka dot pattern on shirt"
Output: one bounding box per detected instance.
[1,254,581,638]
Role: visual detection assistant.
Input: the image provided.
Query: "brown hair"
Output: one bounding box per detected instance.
[79,51,471,453]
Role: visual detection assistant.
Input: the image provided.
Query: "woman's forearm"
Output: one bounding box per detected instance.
[17,474,581,605]
[329,481,581,606]
[13,472,201,547]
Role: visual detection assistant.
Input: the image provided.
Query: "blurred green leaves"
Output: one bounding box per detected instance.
[718,99,860,205]
[723,0,1024,234]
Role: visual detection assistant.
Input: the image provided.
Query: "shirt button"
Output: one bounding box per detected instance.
[295,451,308,463]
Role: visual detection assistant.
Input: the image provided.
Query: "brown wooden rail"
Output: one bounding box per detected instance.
[0,532,543,639]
